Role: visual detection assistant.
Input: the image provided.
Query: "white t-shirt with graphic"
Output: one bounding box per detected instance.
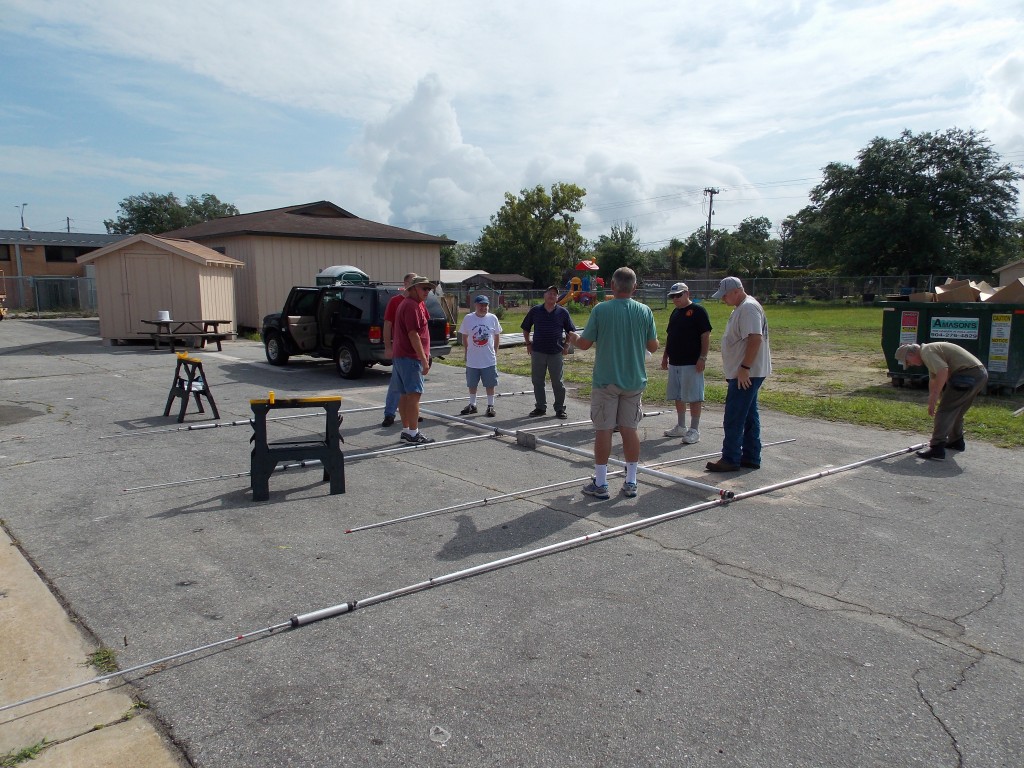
[459,312,503,369]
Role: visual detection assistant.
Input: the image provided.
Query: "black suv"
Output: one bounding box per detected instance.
[262,284,452,379]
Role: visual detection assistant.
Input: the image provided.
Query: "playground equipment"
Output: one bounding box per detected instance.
[557,260,606,305]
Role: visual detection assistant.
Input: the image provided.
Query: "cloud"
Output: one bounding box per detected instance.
[358,74,504,234]
[1,0,1021,238]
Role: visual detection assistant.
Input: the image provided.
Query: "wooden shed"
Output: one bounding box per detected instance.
[77,234,243,343]
[162,201,455,329]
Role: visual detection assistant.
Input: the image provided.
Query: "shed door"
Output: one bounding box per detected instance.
[124,254,174,331]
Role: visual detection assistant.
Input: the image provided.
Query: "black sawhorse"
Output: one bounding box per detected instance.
[163,354,220,423]
[249,395,345,502]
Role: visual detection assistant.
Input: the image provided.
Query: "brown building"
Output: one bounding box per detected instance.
[163,201,455,329]
[0,230,123,278]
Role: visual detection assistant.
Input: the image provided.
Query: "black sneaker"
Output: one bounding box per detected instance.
[529,407,546,417]
[460,404,478,415]
[555,409,567,419]
[485,405,495,417]
[916,445,946,461]
[947,437,966,451]
[381,414,395,427]
[409,432,435,444]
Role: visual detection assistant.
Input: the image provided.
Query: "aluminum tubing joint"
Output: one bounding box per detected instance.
[290,600,358,627]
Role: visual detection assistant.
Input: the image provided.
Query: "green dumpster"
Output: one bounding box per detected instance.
[880,301,1024,394]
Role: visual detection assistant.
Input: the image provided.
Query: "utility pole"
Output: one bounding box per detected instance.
[66,217,72,233]
[703,188,719,282]
[18,203,27,230]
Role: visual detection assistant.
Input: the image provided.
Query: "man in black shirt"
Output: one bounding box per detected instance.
[521,286,578,418]
[660,282,712,443]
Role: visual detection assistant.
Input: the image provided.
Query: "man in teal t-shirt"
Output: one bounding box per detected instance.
[569,267,658,499]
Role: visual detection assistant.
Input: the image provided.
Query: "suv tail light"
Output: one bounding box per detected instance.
[369,325,382,344]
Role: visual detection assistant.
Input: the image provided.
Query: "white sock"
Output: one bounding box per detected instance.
[487,395,495,406]
[469,395,477,406]
[595,465,608,485]
[626,462,638,484]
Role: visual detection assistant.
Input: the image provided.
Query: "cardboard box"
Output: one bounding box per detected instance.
[934,282,981,303]
[984,277,1024,304]
[975,280,996,302]
[908,292,935,302]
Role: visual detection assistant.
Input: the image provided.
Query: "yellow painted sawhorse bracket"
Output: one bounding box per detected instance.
[163,354,220,424]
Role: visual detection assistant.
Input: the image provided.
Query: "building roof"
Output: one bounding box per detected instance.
[994,258,1024,273]
[440,269,488,284]
[77,234,245,268]
[161,201,457,245]
[0,230,124,247]
[474,273,533,285]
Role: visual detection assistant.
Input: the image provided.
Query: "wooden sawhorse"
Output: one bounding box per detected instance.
[163,354,220,423]
[249,395,345,502]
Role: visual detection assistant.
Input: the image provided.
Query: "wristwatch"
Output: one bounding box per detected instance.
[740,363,751,370]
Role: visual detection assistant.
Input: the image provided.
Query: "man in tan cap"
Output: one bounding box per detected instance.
[895,342,988,460]
[392,275,437,444]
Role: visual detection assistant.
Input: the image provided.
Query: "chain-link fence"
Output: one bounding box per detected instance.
[640,274,991,303]
[0,275,98,314]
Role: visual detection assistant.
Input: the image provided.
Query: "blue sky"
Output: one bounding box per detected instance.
[1,0,1022,248]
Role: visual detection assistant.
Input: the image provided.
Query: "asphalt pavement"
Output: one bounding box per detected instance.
[1,319,1021,767]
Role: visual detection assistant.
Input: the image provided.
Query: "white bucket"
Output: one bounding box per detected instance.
[156,310,171,322]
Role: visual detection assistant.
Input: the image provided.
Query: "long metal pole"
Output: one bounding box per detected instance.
[120,420,595,492]
[0,442,923,715]
[344,439,797,533]
[99,390,548,440]
[421,407,727,497]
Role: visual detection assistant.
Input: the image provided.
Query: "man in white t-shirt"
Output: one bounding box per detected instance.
[457,295,503,417]
[705,276,772,472]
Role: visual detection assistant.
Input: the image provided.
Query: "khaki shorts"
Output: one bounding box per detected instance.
[590,385,644,431]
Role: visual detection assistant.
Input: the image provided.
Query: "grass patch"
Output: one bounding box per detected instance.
[87,647,118,674]
[1,740,51,767]
[454,301,1023,448]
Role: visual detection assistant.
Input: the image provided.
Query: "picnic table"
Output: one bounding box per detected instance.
[140,319,233,352]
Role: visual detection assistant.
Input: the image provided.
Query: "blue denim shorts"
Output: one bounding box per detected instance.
[465,365,499,389]
[393,357,425,395]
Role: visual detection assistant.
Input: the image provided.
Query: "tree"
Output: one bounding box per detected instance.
[593,221,646,279]
[476,183,586,286]
[105,192,239,234]
[440,240,479,269]
[667,237,684,280]
[794,128,1022,274]
[727,216,776,275]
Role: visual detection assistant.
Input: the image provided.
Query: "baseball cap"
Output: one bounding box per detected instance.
[544,285,559,293]
[894,343,921,369]
[711,276,743,299]
[473,294,490,304]
[667,282,688,297]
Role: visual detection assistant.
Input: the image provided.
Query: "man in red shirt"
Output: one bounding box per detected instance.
[392,275,435,444]
[382,273,419,427]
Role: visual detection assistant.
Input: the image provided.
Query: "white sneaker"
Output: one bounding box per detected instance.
[682,428,700,444]
[664,424,688,437]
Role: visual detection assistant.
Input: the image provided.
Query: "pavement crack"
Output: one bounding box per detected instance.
[644,536,1023,666]
[913,667,966,768]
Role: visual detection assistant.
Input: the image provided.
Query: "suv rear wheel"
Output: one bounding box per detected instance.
[265,332,290,365]
[335,340,364,379]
